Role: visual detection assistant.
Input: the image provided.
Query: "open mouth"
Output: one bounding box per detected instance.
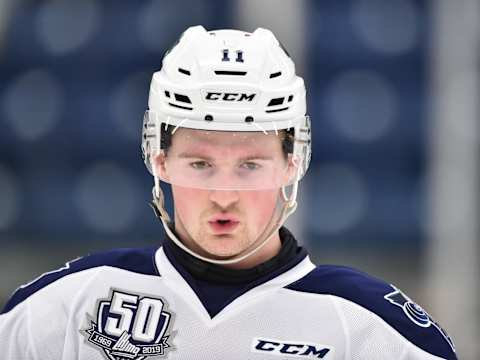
[208,217,240,234]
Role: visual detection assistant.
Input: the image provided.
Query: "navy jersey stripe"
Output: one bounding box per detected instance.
[285,265,457,360]
[1,247,159,314]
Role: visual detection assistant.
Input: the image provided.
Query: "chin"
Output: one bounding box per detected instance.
[204,245,242,259]
[199,234,245,259]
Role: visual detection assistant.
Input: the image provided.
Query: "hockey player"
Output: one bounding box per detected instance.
[0,26,456,360]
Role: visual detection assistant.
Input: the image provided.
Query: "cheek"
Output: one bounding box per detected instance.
[243,190,279,225]
[172,186,205,221]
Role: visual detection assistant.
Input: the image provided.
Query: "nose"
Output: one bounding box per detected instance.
[208,190,240,209]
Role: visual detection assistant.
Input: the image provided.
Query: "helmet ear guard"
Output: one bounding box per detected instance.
[142,26,311,265]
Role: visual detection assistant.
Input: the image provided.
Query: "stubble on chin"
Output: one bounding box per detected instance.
[194,223,252,258]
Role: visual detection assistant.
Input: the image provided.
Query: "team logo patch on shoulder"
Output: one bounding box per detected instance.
[384,286,431,327]
[384,285,455,352]
[81,289,174,360]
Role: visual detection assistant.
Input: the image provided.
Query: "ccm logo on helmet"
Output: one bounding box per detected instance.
[252,338,332,358]
[204,92,256,102]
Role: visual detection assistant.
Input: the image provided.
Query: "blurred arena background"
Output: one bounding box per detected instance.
[0,0,478,358]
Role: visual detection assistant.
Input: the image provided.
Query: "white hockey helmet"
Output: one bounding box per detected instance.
[142,25,311,264]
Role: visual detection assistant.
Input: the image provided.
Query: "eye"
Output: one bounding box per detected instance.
[240,161,261,170]
[190,161,212,170]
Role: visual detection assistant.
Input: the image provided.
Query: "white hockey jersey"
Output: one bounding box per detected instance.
[0,231,456,360]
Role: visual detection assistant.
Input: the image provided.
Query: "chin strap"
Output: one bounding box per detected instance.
[150,180,300,265]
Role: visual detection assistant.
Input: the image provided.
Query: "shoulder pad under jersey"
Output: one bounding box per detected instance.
[1,247,159,314]
[285,265,456,360]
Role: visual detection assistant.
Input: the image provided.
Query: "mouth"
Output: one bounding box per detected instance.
[208,215,240,234]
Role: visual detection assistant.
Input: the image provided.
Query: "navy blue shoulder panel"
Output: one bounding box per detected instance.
[285,265,457,360]
[1,247,159,315]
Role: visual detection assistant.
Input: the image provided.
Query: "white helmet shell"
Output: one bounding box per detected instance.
[149,25,306,126]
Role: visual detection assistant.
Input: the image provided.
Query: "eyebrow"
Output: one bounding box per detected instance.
[241,155,274,161]
[177,152,214,160]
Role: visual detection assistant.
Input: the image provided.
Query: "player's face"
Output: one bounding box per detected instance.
[154,128,289,261]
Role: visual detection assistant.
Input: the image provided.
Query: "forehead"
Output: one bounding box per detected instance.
[169,128,283,154]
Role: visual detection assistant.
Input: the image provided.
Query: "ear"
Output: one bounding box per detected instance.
[153,152,169,180]
[284,153,298,185]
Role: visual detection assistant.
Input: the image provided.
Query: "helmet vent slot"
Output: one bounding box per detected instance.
[267,97,284,106]
[168,103,193,111]
[214,70,247,76]
[178,68,191,76]
[266,107,289,113]
[269,71,282,79]
[174,93,192,104]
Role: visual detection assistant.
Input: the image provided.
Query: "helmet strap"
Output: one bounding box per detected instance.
[150,178,299,266]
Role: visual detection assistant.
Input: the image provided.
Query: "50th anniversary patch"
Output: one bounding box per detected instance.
[81,289,174,360]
